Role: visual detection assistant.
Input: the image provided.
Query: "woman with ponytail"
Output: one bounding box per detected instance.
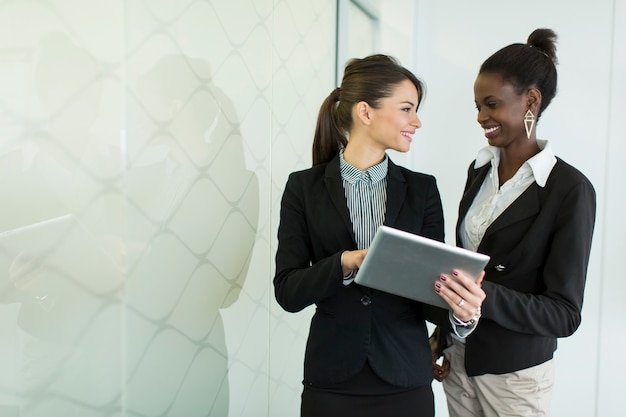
[274,54,486,417]
[432,29,596,417]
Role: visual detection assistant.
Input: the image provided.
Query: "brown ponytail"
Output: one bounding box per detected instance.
[311,54,425,166]
[312,88,346,166]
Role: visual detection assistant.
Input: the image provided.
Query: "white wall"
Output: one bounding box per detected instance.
[409,1,625,416]
[596,1,626,416]
[0,1,622,417]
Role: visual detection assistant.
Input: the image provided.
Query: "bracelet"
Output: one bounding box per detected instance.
[452,307,482,327]
[452,314,475,327]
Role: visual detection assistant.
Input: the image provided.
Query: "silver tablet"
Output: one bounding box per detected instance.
[354,225,490,309]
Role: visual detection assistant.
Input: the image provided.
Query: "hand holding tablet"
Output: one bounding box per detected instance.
[354,225,490,310]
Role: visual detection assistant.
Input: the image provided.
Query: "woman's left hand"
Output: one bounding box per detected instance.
[435,269,486,322]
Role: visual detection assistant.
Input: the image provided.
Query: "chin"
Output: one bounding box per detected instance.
[393,146,410,154]
[486,137,499,147]
[395,142,412,153]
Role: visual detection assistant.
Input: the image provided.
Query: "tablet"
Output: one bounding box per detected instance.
[354,225,490,309]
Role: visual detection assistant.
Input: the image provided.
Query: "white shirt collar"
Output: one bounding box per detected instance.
[473,140,557,187]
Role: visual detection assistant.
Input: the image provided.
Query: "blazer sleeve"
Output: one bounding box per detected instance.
[273,172,347,313]
[481,173,597,337]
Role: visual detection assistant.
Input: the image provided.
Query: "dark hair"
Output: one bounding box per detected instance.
[312,54,425,166]
[479,28,558,118]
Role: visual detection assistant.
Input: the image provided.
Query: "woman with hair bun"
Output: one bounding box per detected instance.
[432,29,596,417]
[274,54,486,417]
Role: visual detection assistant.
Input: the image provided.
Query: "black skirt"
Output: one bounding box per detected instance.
[301,362,434,417]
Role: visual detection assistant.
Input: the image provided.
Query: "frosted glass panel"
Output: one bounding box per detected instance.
[0,1,124,415]
[0,1,331,416]
[123,0,264,414]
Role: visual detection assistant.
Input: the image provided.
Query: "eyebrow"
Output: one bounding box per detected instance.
[401,100,416,107]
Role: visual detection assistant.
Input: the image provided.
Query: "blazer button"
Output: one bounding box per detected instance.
[360,295,372,306]
[494,264,506,272]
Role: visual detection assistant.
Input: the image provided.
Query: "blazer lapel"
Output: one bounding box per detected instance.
[481,183,541,240]
[324,154,370,294]
[456,163,542,246]
[456,164,489,245]
[324,155,357,245]
[384,159,407,227]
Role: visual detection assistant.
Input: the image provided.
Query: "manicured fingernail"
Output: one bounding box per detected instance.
[435,282,442,289]
[440,275,447,281]
[452,270,459,276]
[434,286,441,293]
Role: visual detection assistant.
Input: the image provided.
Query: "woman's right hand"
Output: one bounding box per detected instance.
[341,249,368,276]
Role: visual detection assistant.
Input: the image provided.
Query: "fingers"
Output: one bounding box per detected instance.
[438,269,485,300]
[449,269,485,294]
[475,270,485,286]
[434,269,486,321]
[341,249,368,272]
[354,249,368,268]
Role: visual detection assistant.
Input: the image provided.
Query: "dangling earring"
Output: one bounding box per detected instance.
[524,109,535,139]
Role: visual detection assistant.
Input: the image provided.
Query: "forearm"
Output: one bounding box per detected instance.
[274,251,345,312]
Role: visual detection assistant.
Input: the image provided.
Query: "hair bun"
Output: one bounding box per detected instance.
[527,28,558,64]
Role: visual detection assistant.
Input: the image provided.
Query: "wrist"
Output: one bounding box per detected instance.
[340,251,353,277]
[343,269,357,280]
[452,307,482,327]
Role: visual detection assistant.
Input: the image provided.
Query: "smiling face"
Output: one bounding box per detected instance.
[367,79,422,153]
[474,72,530,148]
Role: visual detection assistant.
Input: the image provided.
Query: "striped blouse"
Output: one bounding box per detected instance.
[339,149,388,249]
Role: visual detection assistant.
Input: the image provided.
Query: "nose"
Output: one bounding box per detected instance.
[476,108,488,125]
[412,112,422,129]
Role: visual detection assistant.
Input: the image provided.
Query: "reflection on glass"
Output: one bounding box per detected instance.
[126,52,259,416]
[0,32,123,416]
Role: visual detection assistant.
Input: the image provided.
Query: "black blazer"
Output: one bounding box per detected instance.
[443,157,596,377]
[274,154,450,388]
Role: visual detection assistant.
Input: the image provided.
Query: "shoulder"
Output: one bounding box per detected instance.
[542,158,596,211]
[548,158,595,192]
[466,158,487,174]
[390,159,437,186]
[286,158,335,183]
[282,159,340,201]
[287,163,324,180]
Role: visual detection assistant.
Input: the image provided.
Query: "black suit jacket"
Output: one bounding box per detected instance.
[444,157,596,377]
[274,154,450,388]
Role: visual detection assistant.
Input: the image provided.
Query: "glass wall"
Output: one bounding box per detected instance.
[0,1,336,416]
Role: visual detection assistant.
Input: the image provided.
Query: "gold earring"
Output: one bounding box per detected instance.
[524,109,535,139]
